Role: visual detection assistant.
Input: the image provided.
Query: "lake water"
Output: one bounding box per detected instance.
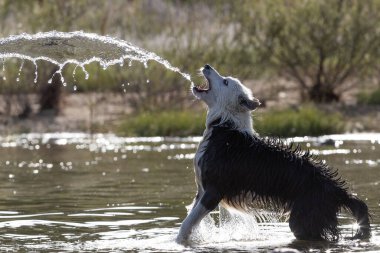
[0,133,379,252]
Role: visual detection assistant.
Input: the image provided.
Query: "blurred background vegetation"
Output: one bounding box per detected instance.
[0,0,380,136]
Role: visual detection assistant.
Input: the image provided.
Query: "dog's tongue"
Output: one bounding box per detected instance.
[195,77,210,91]
[197,82,209,90]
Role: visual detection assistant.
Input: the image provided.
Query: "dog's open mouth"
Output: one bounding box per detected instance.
[193,76,211,92]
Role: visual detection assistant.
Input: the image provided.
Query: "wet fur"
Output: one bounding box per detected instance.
[176,65,370,244]
[198,120,370,241]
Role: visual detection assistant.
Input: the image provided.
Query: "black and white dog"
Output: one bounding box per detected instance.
[176,64,371,244]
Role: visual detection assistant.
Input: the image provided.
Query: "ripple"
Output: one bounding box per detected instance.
[68,212,133,217]
[0,212,63,219]
[85,219,154,227]
[86,206,161,212]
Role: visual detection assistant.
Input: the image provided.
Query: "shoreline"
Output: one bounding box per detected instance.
[1,92,379,136]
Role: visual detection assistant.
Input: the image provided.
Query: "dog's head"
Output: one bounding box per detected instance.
[192,64,260,113]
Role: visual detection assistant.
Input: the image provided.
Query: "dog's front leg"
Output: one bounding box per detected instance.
[176,187,221,244]
[192,182,204,208]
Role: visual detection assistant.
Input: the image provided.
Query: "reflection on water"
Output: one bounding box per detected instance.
[0,133,379,252]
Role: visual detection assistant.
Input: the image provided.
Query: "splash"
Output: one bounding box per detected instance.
[0,31,192,85]
[185,201,281,244]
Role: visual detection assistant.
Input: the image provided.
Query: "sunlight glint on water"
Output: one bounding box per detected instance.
[0,31,193,85]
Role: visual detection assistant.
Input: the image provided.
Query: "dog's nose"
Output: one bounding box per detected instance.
[204,64,211,70]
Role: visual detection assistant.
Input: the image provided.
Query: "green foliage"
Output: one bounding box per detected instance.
[255,105,344,137]
[119,106,345,137]
[2,0,380,111]
[232,0,380,102]
[357,89,380,105]
[118,110,206,137]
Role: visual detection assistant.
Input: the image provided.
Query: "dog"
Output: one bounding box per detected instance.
[176,64,371,244]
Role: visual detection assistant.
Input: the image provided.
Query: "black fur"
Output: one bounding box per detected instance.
[198,121,371,241]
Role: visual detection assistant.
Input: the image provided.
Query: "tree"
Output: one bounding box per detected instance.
[234,0,380,102]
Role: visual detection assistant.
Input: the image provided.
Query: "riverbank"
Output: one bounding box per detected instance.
[1,92,379,137]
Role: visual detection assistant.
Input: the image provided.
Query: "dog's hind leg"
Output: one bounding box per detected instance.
[176,187,221,244]
[289,196,339,241]
[289,207,325,241]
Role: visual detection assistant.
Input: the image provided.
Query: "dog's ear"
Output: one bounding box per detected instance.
[239,95,261,111]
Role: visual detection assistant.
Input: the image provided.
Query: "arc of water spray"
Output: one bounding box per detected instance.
[0,31,193,85]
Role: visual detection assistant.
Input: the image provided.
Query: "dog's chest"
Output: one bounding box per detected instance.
[193,130,211,189]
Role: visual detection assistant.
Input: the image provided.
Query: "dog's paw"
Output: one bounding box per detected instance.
[346,226,371,240]
[175,235,190,246]
[175,235,184,244]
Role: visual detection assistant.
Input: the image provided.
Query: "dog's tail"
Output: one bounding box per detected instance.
[343,195,371,239]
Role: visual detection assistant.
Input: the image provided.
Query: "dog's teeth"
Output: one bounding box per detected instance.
[194,81,209,90]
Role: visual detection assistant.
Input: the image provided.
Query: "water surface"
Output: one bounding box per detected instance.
[0,133,379,252]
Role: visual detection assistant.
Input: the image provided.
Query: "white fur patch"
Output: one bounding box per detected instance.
[193,65,259,135]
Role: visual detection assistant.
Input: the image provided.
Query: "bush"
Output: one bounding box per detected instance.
[255,105,344,137]
[232,1,380,103]
[119,106,345,137]
[357,89,380,105]
[118,110,205,137]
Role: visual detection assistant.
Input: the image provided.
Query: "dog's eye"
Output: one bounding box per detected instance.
[223,79,228,86]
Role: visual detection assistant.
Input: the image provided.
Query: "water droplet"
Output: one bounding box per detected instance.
[33,61,38,83]
[128,60,133,67]
[146,79,150,84]
[81,65,89,80]
[143,62,148,68]
[73,85,77,91]
[73,65,78,82]
[48,70,59,84]
[18,60,24,70]
[16,60,24,82]
[1,59,5,80]
[59,73,65,84]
